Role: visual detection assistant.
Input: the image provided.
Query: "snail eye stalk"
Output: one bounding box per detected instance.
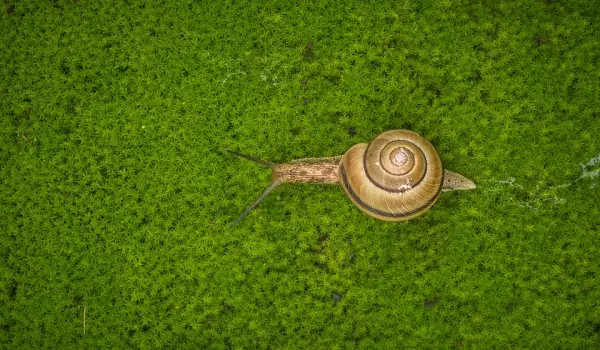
[224,149,277,169]
[225,149,281,228]
[227,179,282,229]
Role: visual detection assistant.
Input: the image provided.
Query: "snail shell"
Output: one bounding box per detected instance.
[338,130,444,221]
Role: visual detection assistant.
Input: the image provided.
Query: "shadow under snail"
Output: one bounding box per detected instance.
[226,129,476,227]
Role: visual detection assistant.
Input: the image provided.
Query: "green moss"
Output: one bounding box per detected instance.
[1,0,600,347]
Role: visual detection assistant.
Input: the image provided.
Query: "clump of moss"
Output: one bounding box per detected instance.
[1,0,599,348]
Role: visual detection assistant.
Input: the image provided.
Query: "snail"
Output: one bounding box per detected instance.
[226,129,475,227]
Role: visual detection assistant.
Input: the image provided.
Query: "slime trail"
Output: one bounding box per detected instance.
[481,152,600,210]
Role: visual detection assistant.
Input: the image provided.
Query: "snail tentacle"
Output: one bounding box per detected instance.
[227,178,282,229]
[224,149,278,169]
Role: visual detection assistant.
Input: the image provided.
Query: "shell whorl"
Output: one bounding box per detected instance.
[338,130,444,221]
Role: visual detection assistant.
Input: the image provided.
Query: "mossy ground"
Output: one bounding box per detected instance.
[2,0,600,348]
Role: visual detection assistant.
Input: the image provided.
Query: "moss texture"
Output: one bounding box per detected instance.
[1,0,600,348]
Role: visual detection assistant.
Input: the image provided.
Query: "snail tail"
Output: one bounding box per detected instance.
[224,149,278,169]
[227,178,282,229]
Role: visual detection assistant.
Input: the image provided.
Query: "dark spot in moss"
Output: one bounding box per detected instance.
[348,252,356,264]
[347,126,356,136]
[7,5,14,15]
[141,325,150,332]
[330,111,344,120]
[473,43,485,52]
[59,63,71,75]
[314,261,327,270]
[59,125,72,134]
[317,233,329,244]
[383,37,399,49]
[424,293,440,309]
[424,299,439,308]
[99,166,109,179]
[291,127,301,136]
[428,84,442,99]
[480,90,489,101]
[303,98,310,105]
[323,74,342,85]
[469,69,482,82]
[73,295,83,305]
[51,0,63,10]
[222,302,234,313]
[8,280,17,299]
[535,36,550,46]
[333,293,342,305]
[302,41,313,58]
[222,337,237,350]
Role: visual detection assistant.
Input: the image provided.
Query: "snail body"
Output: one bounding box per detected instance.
[226,129,475,227]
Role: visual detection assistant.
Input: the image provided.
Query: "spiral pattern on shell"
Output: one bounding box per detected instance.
[338,130,444,221]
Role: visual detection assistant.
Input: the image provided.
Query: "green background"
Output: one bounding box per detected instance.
[2,0,600,348]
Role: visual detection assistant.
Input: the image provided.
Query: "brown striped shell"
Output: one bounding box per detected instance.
[338,130,444,221]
